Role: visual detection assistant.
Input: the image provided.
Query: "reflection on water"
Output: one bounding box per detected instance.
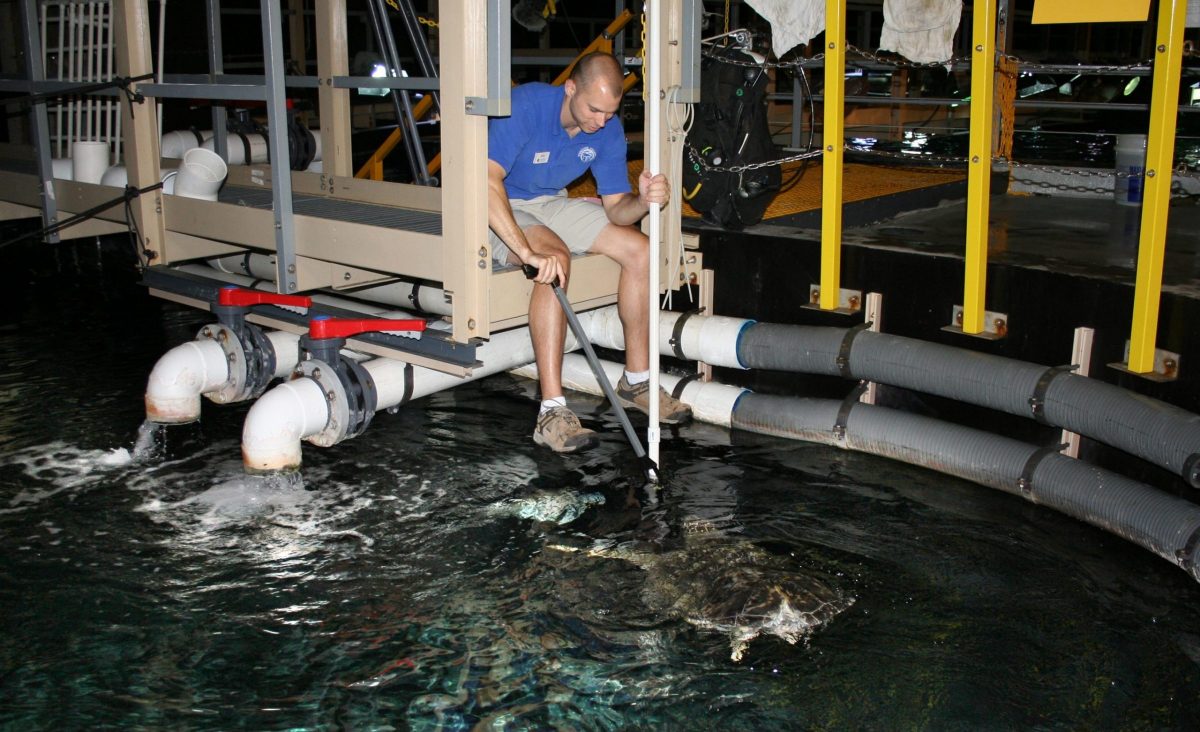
[1,238,1199,729]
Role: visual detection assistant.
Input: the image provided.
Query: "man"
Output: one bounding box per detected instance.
[487,52,692,453]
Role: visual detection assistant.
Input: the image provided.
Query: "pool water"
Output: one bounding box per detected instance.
[2,236,1199,729]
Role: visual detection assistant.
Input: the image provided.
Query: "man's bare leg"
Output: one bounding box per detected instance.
[524,225,572,399]
[590,223,650,372]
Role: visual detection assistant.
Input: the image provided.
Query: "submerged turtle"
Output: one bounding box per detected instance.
[485,489,605,525]
[555,520,854,661]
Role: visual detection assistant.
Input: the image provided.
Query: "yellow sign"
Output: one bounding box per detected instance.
[1032,0,1150,24]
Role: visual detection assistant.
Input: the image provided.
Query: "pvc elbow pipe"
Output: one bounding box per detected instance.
[241,377,329,473]
[144,338,230,424]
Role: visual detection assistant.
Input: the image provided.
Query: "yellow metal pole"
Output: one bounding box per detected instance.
[962,0,997,334]
[1127,0,1187,373]
[819,0,846,311]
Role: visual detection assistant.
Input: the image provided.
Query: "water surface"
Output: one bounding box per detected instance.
[2,237,1198,729]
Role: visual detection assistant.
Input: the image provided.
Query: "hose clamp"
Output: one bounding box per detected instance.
[836,322,872,379]
[1176,525,1200,573]
[1029,365,1078,425]
[833,381,869,440]
[1017,444,1066,496]
[671,372,702,401]
[669,308,705,360]
[1183,453,1200,490]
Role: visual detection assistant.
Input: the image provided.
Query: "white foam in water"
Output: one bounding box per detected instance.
[0,441,140,514]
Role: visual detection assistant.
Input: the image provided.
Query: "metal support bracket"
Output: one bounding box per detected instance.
[804,285,862,315]
[943,304,1008,340]
[1110,341,1181,382]
[260,0,300,293]
[466,0,512,116]
[19,0,59,244]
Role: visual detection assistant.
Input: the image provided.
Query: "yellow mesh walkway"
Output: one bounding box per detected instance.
[568,160,966,221]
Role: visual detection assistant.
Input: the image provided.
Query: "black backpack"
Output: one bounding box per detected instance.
[682,46,781,228]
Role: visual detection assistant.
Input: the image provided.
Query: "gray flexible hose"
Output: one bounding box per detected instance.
[732,393,1200,583]
[735,324,1200,488]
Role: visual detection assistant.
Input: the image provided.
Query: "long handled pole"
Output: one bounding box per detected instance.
[524,265,658,481]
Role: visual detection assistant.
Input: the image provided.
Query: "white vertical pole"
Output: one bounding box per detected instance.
[87,2,96,145]
[1060,326,1095,458]
[646,0,662,472]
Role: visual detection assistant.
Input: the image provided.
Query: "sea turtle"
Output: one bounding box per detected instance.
[485,489,606,525]
[554,519,854,661]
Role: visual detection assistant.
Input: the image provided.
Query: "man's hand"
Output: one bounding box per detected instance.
[637,170,670,208]
[523,250,564,287]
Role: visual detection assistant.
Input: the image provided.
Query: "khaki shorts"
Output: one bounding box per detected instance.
[489,194,612,266]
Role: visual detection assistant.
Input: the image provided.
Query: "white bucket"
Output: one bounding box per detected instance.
[51,158,73,180]
[174,148,228,201]
[1114,134,1147,207]
[72,140,110,184]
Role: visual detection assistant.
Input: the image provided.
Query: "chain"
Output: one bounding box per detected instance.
[383,0,437,27]
[997,53,1153,73]
[686,144,822,174]
[640,8,648,102]
[690,141,1200,184]
[701,45,1155,73]
[851,146,1200,182]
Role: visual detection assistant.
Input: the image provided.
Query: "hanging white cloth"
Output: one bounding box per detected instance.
[743,0,825,58]
[878,0,963,65]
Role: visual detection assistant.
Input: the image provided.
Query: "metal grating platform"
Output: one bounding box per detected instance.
[219,185,442,235]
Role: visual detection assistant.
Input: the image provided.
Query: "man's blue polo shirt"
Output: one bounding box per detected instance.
[488,83,631,201]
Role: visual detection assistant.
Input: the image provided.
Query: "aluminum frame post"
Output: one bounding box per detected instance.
[1127,0,1187,374]
[19,0,60,243]
[465,0,511,117]
[206,0,228,161]
[962,0,998,335]
[260,0,299,292]
[819,0,846,311]
[315,0,352,178]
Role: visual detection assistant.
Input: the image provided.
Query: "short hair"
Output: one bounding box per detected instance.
[569,52,623,92]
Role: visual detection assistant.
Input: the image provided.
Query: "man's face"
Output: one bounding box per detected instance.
[565,77,621,134]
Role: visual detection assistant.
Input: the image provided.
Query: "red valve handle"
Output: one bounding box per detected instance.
[217,286,313,309]
[308,317,426,340]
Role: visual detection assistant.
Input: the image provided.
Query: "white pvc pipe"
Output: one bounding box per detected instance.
[205,254,453,316]
[173,147,228,200]
[145,327,303,424]
[241,377,330,472]
[144,338,231,423]
[201,132,269,165]
[241,321,582,472]
[160,129,214,159]
[513,354,748,429]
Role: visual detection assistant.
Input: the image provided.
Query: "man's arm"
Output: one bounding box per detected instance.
[600,169,670,226]
[488,160,562,285]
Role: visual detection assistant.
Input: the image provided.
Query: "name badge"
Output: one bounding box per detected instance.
[533,151,550,164]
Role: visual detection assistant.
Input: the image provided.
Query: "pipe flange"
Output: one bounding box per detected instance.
[198,322,277,403]
[197,324,248,404]
[294,358,350,447]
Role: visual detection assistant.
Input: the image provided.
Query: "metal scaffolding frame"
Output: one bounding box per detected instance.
[0,0,701,377]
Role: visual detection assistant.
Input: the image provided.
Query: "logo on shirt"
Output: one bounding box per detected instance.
[532,151,550,164]
[578,146,597,163]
